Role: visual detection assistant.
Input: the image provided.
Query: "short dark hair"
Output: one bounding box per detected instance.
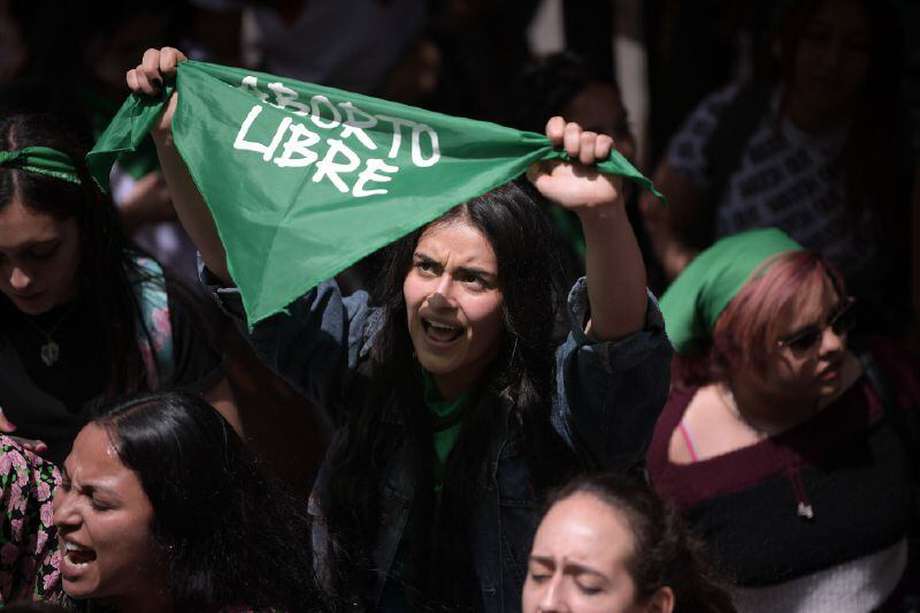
[546,473,736,613]
[94,392,326,611]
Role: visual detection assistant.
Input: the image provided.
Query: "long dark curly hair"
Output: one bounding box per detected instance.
[320,180,576,611]
[95,391,326,612]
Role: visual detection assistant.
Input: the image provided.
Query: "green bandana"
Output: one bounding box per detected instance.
[660,228,802,354]
[0,146,81,184]
[87,60,662,326]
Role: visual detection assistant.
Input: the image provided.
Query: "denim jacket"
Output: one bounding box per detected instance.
[208,276,672,613]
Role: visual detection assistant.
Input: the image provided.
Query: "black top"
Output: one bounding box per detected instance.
[647,342,919,586]
[0,280,224,464]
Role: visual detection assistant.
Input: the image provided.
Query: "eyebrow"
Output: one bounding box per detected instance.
[529,555,608,579]
[782,302,846,340]
[413,252,497,281]
[60,468,122,497]
[2,238,61,255]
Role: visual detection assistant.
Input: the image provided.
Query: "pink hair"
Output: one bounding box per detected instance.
[673,251,846,388]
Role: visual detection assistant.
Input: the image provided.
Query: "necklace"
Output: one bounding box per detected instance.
[20,306,76,367]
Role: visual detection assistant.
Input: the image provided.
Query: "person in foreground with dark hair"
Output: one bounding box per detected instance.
[647,228,920,611]
[523,473,736,613]
[129,47,672,612]
[50,391,325,612]
[0,112,238,464]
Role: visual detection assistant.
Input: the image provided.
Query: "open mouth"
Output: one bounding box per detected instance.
[422,318,464,344]
[64,541,97,566]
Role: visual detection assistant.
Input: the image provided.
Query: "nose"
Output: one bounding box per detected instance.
[818,326,846,355]
[52,489,80,531]
[427,273,457,307]
[9,266,32,292]
[537,575,568,612]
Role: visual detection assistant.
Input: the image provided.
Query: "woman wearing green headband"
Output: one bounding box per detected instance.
[0,113,239,462]
[645,228,920,611]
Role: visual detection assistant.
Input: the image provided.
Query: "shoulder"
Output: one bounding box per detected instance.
[0,435,59,484]
[666,386,712,464]
[666,385,744,464]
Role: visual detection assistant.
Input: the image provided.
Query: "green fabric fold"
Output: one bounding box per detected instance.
[659,227,803,354]
[88,60,663,326]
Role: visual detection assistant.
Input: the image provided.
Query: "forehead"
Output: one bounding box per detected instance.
[533,493,633,567]
[780,275,840,333]
[416,218,497,271]
[66,424,132,483]
[0,198,66,249]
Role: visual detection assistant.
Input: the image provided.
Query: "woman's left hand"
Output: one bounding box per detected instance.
[527,117,622,212]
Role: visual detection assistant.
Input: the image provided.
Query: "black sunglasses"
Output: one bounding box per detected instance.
[776,297,856,353]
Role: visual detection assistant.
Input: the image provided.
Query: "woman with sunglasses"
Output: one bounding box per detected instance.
[645,228,919,612]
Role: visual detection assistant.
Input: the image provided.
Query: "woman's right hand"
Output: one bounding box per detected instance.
[126,47,187,138]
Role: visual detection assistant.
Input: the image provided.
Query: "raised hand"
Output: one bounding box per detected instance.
[526,116,623,213]
[126,47,188,136]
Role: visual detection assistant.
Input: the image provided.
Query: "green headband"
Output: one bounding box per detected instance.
[660,228,803,354]
[0,146,82,185]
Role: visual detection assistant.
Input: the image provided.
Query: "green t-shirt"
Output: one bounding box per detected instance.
[422,371,470,490]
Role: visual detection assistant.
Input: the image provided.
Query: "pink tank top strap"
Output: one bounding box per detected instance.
[677,420,700,463]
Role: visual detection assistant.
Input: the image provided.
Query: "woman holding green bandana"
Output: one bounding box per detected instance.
[128,47,672,613]
[0,113,239,464]
[646,228,920,611]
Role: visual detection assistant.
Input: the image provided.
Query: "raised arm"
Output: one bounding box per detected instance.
[528,116,647,340]
[126,47,231,283]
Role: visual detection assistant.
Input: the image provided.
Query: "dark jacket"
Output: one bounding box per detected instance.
[209,276,672,612]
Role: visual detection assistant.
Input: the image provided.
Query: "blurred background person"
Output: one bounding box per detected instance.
[640,0,914,335]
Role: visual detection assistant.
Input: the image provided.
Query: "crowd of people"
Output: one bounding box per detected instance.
[0,0,918,612]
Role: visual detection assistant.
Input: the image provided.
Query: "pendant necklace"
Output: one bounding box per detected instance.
[22,306,76,367]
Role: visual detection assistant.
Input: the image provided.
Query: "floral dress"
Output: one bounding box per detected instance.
[0,434,63,605]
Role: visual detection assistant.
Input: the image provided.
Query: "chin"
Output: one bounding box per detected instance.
[9,295,54,315]
[414,349,460,375]
[62,578,98,600]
